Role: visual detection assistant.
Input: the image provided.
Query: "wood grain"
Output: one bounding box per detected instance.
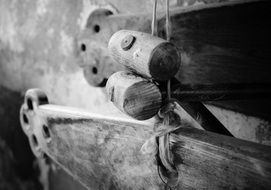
[23,103,271,190]
[108,30,180,81]
[102,0,271,85]
[106,71,162,120]
[103,0,271,119]
[164,0,271,85]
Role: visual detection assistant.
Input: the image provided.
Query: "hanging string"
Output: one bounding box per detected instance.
[152,0,158,36]
[152,0,171,101]
[166,0,171,102]
[166,0,170,41]
[143,0,180,188]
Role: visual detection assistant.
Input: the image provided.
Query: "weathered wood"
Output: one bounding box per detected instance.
[106,71,162,120]
[97,0,271,85]
[160,0,271,117]
[169,83,271,101]
[178,101,233,136]
[90,0,271,118]
[165,0,271,85]
[105,72,235,136]
[108,30,180,81]
[21,91,271,189]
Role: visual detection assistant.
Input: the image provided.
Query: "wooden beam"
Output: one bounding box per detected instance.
[159,0,271,118]
[162,0,271,85]
[21,100,271,189]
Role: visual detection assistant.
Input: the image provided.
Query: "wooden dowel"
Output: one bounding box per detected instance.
[108,30,180,81]
[96,1,271,85]
[106,71,162,120]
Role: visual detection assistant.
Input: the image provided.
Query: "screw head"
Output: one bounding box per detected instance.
[121,35,136,51]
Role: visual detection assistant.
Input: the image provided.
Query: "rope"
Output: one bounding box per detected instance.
[156,102,180,189]
[166,0,171,102]
[146,1,179,188]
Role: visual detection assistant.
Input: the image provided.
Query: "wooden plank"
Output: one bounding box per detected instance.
[160,0,271,118]
[165,0,271,85]
[22,103,271,189]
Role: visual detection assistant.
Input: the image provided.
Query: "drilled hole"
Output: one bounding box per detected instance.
[93,24,100,33]
[31,134,38,147]
[42,125,51,139]
[92,67,98,74]
[42,153,51,164]
[81,44,86,51]
[98,78,108,87]
[27,98,33,110]
[23,113,29,124]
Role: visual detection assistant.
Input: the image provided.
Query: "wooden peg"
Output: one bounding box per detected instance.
[108,30,180,81]
[106,71,162,120]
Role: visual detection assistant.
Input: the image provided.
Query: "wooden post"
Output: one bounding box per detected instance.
[108,30,180,81]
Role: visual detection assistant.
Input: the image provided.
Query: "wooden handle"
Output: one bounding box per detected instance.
[106,71,162,120]
[108,30,180,81]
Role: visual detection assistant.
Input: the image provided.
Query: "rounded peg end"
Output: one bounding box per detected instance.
[149,42,180,81]
[108,30,181,81]
[106,71,162,120]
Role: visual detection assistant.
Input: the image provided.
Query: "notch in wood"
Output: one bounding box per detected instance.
[106,71,162,120]
[108,30,181,81]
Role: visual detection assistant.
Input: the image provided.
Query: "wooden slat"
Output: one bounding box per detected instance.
[23,104,271,190]
[166,0,271,85]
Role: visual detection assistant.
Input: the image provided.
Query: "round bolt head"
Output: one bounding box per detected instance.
[121,35,136,51]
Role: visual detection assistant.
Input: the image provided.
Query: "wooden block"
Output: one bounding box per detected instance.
[108,30,180,81]
[106,71,162,120]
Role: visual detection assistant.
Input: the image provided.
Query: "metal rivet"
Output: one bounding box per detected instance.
[121,35,136,51]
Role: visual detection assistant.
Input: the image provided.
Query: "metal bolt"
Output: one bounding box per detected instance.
[121,35,136,51]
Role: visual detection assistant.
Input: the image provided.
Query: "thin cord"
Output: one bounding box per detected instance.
[152,0,158,36]
[166,0,171,102]
[166,0,170,41]
[152,1,176,188]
